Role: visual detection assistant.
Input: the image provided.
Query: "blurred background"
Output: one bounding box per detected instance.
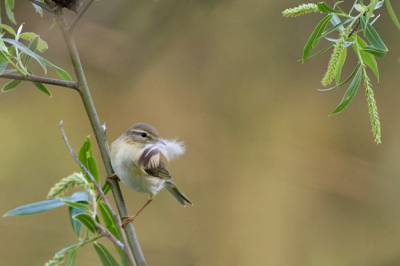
[2,0,400,265]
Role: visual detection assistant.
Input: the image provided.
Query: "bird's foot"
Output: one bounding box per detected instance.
[107,173,120,181]
[121,215,137,227]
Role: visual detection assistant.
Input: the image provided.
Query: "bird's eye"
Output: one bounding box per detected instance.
[140,133,147,138]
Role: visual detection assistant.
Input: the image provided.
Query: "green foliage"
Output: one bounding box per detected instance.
[4,137,128,266]
[283,0,395,143]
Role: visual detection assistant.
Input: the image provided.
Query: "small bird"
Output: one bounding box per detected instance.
[109,123,192,226]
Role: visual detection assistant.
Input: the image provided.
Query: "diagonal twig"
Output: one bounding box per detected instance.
[68,0,95,34]
[0,73,78,90]
[60,120,136,266]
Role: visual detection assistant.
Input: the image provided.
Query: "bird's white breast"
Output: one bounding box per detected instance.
[111,138,165,195]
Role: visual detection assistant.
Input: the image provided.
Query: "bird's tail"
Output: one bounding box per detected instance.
[165,181,193,206]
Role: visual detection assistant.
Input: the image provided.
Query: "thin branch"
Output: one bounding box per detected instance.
[68,0,95,34]
[54,7,147,266]
[0,73,78,90]
[60,121,136,266]
[28,0,53,13]
[96,223,124,250]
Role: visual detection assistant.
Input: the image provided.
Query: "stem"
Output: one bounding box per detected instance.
[96,223,125,250]
[53,7,147,266]
[68,0,95,35]
[0,73,78,89]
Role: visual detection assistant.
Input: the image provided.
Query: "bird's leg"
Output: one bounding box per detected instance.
[121,194,156,226]
[107,173,120,181]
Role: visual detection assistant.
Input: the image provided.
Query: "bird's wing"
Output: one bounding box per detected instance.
[135,145,161,169]
[144,161,171,180]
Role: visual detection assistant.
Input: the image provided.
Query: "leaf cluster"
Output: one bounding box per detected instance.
[4,138,129,266]
[283,0,400,143]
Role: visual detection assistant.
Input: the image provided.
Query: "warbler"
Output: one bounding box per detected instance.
[109,123,192,226]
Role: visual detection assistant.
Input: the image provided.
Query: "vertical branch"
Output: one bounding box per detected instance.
[53,7,147,266]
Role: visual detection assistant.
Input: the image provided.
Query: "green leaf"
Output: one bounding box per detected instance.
[353,36,379,81]
[56,243,80,257]
[93,242,120,266]
[69,206,86,237]
[24,36,39,67]
[99,202,121,241]
[335,46,347,85]
[360,16,388,51]
[319,63,361,91]
[79,137,100,183]
[61,200,90,211]
[317,2,341,13]
[317,18,352,41]
[4,190,90,216]
[66,250,77,266]
[31,2,43,16]
[97,184,111,202]
[1,79,21,92]
[363,45,387,58]
[303,15,332,62]
[32,82,52,97]
[50,18,57,29]
[307,42,334,60]
[386,0,400,31]
[44,58,72,81]
[20,32,48,53]
[0,62,8,75]
[3,38,47,73]
[0,24,16,36]
[73,213,98,233]
[5,0,16,24]
[330,66,363,115]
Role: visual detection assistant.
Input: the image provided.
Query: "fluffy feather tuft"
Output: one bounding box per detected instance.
[158,139,185,161]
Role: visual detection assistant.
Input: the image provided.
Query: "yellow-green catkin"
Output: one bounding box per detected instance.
[282,4,319,17]
[364,68,381,144]
[47,172,87,199]
[321,26,352,86]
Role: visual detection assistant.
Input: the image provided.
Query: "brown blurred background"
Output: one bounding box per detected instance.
[2,0,400,265]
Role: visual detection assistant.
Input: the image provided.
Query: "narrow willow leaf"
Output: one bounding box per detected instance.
[44,58,72,81]
[93,242,120,266]
[319,63,360,91]
[66,250,76,266]
[79,137,100,183]
[20,32,48,53]
[0,63,7,75]
[360,16,388,51]
[330,14,344,32]
[330,66,362,115]
[50,18,57,29]
[303,15,332,62]
[99,202,121,241]
[336,46,347,84]
[96,184,111,202]
[317,2,341,13]
[69,206,85,237]
[56,243,80,257]
[5,0,16,24]
[2,79,21,92]
[74,213,98,233]
[31,2,43,16]
[4,190,90,216]
[0,23,16,36]
[32,82,51,97]
[363,45,386,58]
[61,200,90,211]
[88,157,100,183]
[3,38,47,73]
[317,18,352,41]
[353,36,379,81]
[308,42,334,60]
[386,0,400,31]
[24,36,39,67]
